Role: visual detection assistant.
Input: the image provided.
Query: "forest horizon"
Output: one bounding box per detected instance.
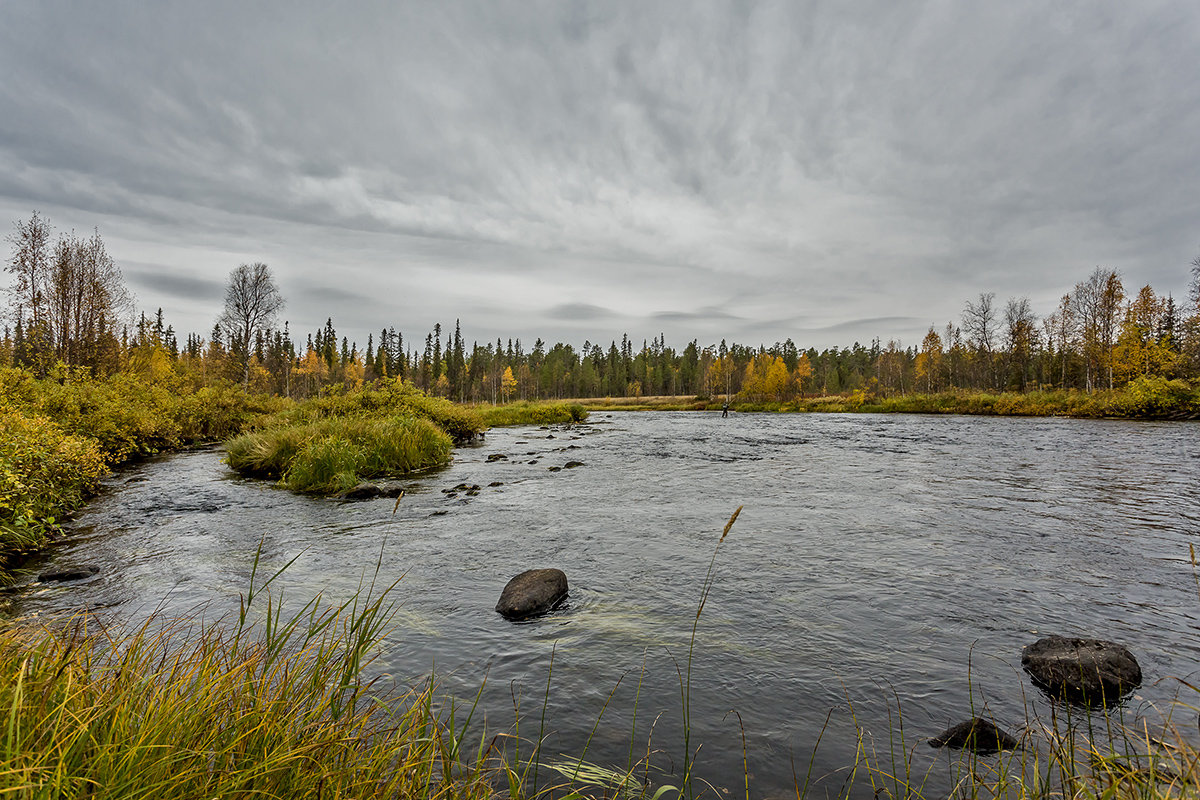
[5,213,1200,405]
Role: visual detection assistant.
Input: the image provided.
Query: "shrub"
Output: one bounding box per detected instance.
[0,409,107,562]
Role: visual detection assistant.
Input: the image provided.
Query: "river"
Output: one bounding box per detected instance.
[8,411,1200,797]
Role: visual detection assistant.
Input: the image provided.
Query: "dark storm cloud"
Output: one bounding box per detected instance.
[2,1,1198,349]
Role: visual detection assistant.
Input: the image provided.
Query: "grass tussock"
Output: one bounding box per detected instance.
[226,415,452,494]
[477,400,587,427]
[267,379,485,442]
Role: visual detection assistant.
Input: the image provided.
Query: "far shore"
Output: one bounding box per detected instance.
[550,382,1200,420]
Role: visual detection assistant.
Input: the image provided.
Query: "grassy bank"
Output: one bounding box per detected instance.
[0,368,281,573]
[477,400,588,427]
[571,377,1200,420]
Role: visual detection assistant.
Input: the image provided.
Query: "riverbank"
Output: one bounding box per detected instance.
[570,377,1200,419]
[0,368,283,575]
[1,368,587,571]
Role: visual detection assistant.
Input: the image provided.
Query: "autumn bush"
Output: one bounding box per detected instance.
[0,368,284,572]
[0,408,107,565]
[0,368,283,464]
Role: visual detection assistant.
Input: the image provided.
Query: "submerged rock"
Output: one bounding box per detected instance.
[564,461,585,469]
[486,453,508,463]
[1022,635,1141,705]
[929,717,1018,754]
[495,568,568,620]
[39,565,100,583]
[340,482,405,500]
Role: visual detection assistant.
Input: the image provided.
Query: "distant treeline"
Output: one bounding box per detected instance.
[5,213,1200,402]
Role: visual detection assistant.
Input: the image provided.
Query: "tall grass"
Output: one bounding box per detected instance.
[0,552,508,799]
[226,416,452,493]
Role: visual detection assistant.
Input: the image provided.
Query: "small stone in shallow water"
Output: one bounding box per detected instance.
[929,718,1018,754]
[564,461,585,469]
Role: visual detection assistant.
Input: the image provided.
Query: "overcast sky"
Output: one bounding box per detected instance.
[2,2,1198,353]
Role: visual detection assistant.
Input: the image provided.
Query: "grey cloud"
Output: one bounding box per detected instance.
[652,307,742,323]
[1,2,1198,351]
[547,303,614,321]
[125,265,224,301]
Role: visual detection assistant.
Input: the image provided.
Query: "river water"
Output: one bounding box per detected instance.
[8,412,1200,797]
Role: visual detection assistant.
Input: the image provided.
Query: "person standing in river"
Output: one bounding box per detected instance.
[722,402,729,418]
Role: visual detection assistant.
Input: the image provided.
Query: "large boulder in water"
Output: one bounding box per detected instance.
[1021,635,1141,705]
[495,569,568,620]
[929,717,1018,754]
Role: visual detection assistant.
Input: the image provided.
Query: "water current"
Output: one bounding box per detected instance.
[7,412,1200,797]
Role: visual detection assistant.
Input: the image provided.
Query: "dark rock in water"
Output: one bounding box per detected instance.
[1022,635,1141,705]
[564,461,585,469]
[495,568,568,620]
[929,717,1018,753]
[39,565,100,583]
[486,453,508,462]
[528,460,539,465]
[489,481,503,487]
[340,482,405,500]
[547,466,562,472]
[430,510,449,517]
